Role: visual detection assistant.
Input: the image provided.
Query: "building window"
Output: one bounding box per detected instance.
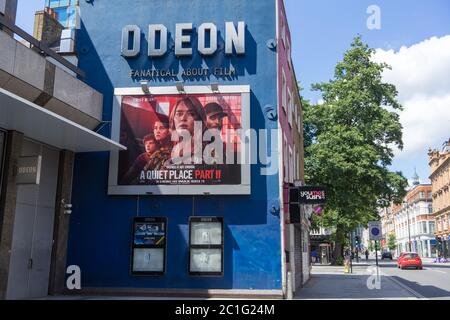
[46,0,79,7]
[428,203,433,214]
[287,40,292,69]
[46,0,79,29]
[282,70,287,113]
[189,217,224,276]
[287,90,292,126]
[289,147,293,183]
[281,20,286,48]
[283,136,288,183]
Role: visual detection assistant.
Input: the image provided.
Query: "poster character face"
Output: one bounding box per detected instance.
[170,96,207,136]
[174,102,197,134]
[143,134,157,154]
[154,121,170,142]
[207,113,225,130]
[205,102,228,131]
[144,139,157,154]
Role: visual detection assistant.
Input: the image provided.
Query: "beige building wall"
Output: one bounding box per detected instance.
[429,140,450,241]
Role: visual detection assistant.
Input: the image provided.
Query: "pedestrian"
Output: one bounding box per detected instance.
[365,249,369,261]
[311,249,318,264]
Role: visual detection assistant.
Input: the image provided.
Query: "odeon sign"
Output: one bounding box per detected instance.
[121,22,246,58]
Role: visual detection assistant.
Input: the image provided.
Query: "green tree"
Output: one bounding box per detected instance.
[368,241,374,252]
[368,240,380,252]
[303,36,408,264]
[388,233,397,251]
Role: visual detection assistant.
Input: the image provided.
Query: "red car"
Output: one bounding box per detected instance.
[397,252,423,270]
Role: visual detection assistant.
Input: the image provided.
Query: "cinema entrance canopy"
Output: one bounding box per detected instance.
[0,88,125,152]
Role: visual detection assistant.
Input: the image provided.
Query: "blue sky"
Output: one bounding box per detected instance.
[285,0,450,100]
[15,0,44,33]
[15,0,450,185]
[285,0,450,185]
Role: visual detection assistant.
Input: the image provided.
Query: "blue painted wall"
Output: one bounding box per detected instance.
[67,0,281,290]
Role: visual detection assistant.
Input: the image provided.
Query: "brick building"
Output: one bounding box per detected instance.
[428,139,450,258]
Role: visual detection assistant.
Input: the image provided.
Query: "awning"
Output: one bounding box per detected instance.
[0,88,126,152]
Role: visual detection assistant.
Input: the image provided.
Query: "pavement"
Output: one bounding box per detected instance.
[295,262,418,300]
[36,257,450,300]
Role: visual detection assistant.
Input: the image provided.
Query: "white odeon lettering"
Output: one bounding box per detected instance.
[121,22,246,58]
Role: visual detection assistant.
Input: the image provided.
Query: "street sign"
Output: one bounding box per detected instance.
[289,186,326,204]
[368,221,382,241]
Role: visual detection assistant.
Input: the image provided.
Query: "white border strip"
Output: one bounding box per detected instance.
[114,85,250,96]
[108,85,251,195]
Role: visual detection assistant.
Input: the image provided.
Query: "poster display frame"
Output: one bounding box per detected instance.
[108,85,251,196]
[130,217,167,276]
[188,217,224,277]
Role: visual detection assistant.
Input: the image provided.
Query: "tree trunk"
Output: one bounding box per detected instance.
[332,227,345,265]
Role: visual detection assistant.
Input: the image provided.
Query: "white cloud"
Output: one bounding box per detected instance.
[373,35,450,160]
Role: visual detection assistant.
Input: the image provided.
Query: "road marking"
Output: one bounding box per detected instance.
[430,269,446,274]
[378,269,427,300]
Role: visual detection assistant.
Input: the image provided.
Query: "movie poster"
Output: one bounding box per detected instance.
[117,93,242,186]
[133,221,166,246]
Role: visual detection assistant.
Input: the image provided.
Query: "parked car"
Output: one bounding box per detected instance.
[397,252,423,270]
[381,251,393,260]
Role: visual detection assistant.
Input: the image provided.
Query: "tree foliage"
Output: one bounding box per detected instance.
[388,233,397,251]
[303,36,408,262]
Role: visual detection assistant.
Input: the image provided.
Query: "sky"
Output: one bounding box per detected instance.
[14,0,450,185]
[15,0,44,34]
[285,0,450,185]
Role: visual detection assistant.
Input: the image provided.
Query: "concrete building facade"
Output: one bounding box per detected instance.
[0,0,123,299]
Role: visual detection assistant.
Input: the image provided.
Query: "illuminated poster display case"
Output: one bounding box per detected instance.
[108,85,251,196]
[131,217,167,276]
[189,217,224,276]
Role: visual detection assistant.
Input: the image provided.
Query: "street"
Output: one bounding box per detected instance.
[378,258,450,300]
[296,258,450,300]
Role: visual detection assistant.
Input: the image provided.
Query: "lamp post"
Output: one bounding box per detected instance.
[403,202,412,252]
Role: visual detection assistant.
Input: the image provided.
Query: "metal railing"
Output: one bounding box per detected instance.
[0,14,85,78]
